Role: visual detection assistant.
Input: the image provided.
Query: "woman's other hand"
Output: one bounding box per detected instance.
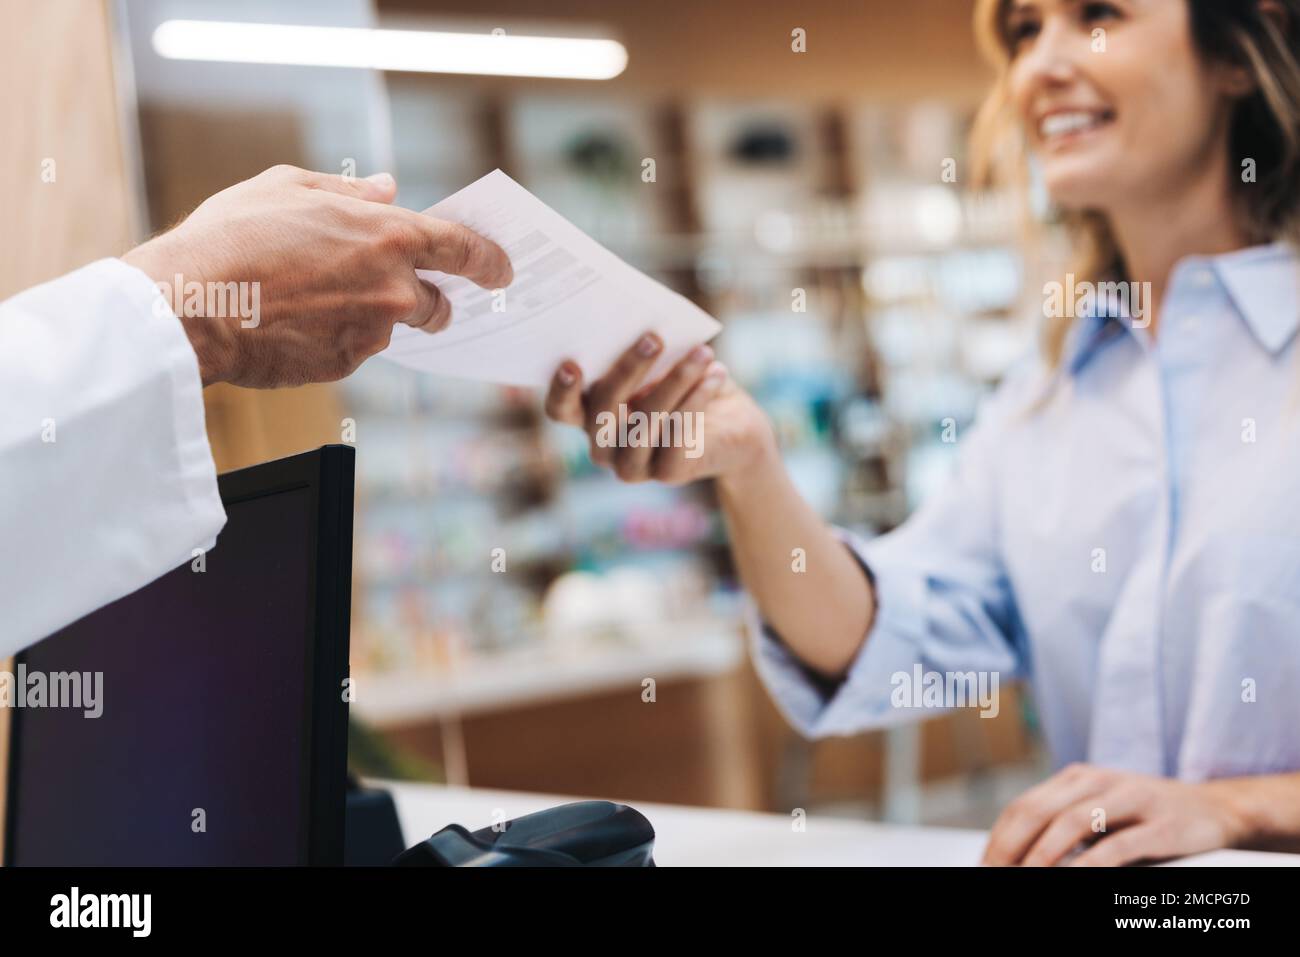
[981,763,1250,866]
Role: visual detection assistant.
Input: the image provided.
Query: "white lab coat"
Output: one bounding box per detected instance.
[0,259,226,658]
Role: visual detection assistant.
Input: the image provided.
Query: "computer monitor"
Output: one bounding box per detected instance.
[3,445,354,866]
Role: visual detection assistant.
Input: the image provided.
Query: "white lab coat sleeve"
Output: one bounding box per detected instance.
[0,258,227,657]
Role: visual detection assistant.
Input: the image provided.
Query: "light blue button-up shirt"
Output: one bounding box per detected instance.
[752,241,1300,781]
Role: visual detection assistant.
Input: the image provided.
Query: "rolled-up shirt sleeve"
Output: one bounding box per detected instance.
[0,258,227,657]
[748,372,1034,739]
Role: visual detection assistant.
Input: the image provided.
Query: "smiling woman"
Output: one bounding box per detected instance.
[972,0,1300,356]
[543,0,1300,867]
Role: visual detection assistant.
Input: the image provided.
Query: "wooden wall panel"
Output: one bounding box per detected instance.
[381,672,767,809]
[0,0,139,861]
[379,0,992,104]
[0,0,137,298]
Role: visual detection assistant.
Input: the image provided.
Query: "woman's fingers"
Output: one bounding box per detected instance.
[982,764,1114,865]
[1068,823,1169,867]
[589,333,664,410]
[585,333,664,466]
[1018,798,1103,867]
[546,330,663,429]
[544,335,726,484]
[1020,787,1143,866]
[545,361,584,425]
[611,344,715,481]
[649,360,728,485]
[632,344,714,409]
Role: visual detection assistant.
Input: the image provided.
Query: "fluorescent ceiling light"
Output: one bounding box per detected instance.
[151,19,628,80]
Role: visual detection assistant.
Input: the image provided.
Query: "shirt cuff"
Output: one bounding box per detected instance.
[108,258,225,553]
[746,526,933,738]
[0,258,227,653]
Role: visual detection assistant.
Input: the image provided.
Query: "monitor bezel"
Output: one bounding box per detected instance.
[3,444,354,866]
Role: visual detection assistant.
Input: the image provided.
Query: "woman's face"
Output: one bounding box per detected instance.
[1006,0,1240,213]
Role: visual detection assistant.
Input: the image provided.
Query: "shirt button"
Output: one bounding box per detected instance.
[1192,269,1214,289]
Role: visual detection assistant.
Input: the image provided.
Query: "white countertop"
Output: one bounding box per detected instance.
[382,781,1300,867]
[353,628,741,726]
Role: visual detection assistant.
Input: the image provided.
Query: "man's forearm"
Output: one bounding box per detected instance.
[716,448,875,679]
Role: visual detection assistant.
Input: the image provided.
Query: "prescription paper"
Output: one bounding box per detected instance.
[379,169,721,388]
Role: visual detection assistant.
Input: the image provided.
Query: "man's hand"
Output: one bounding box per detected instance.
[122,165,512,388]
[981,763,1250,866]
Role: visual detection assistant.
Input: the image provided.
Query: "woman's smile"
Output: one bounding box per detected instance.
[1035,106,1118,151]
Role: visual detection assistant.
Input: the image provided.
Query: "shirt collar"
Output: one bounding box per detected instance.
[1206,240,1300,355]
[1058,293,1129,376]
[1060,240,1300,375]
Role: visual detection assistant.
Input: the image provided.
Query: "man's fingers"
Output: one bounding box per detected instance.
[400,278,452,334]
[358,172,399,201]
[408,216,513,289]
[545,362,585,426]
[296,167,399,204]
[287,168,513,290]
[290,167,511,289]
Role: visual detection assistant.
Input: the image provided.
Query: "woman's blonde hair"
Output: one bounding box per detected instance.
[970,0,1300,366]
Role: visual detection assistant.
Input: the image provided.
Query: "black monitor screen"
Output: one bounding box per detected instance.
[8,481,322,865]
